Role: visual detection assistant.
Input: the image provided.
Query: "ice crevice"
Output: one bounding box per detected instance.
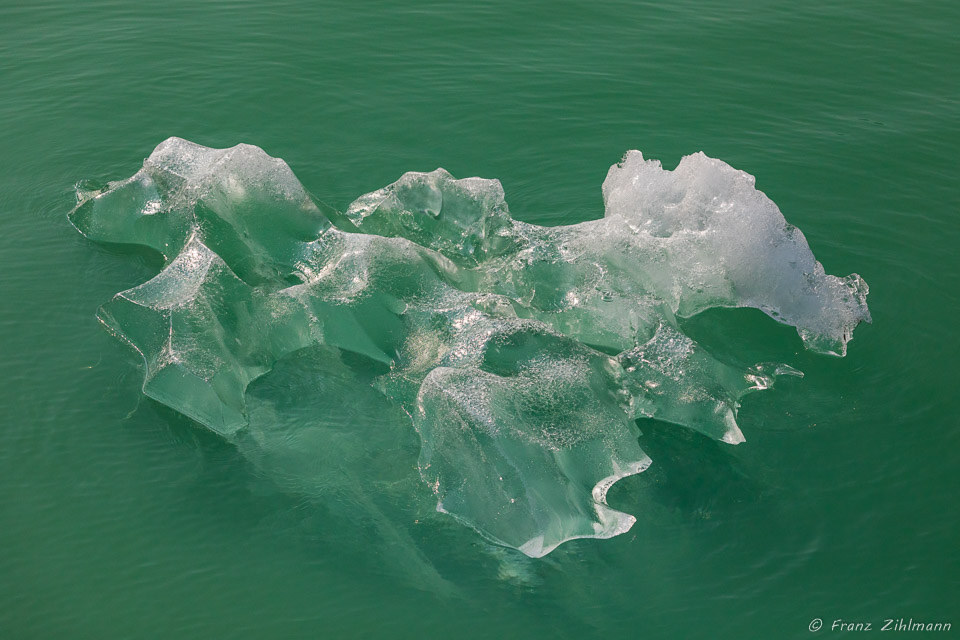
[70,138,870,557]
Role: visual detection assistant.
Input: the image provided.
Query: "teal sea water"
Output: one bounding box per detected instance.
[2,1,958,638]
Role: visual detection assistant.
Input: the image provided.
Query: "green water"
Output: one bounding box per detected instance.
[2,1,958,638]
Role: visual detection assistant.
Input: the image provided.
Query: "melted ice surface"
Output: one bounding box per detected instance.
[70,138,869,557]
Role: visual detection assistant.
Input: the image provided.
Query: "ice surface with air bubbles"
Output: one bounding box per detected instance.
[70,138,870,557]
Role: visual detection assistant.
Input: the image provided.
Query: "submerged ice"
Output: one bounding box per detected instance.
[70,138,870,557]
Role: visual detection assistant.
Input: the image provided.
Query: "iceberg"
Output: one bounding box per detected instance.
[70,138,870,557]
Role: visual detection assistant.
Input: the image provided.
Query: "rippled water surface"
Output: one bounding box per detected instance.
[2,1,958,638]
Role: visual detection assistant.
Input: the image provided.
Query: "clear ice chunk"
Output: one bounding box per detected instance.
[70,138,870,557]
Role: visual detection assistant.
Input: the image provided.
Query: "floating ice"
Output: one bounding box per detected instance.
[70,138,870,557]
